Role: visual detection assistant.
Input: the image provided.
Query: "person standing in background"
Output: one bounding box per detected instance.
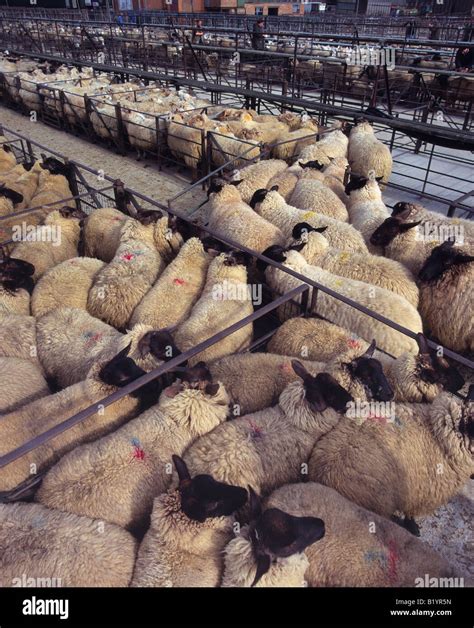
[192,19,205,45]
[252,18,265,51]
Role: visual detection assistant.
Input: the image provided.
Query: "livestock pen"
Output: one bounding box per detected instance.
[0,127,472,506]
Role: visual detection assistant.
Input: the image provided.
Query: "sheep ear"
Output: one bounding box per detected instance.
[316,226,328,233]
[416,333,430,356]
[361,339,376,358]
[399,220,421,233]
[291,359,312,383]
[205,382,220,396]
[314,373,353,412]
[270,185,279,192]
[250,552,271,588]
[229,179,243,187]
[173,455,192,483]
[248,486,262,520]
[375,176,384,182]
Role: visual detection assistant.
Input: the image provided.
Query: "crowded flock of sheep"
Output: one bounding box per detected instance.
[0,115,472,588]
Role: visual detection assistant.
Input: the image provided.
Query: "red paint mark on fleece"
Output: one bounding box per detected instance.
[347,338,361,349]
[387,539,399,584]
[247,419,263,438]
[130,438,146,462]
[173,278,186,286]
[121,253,135,261]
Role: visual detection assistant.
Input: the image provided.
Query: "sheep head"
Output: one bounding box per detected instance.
[173,455,248,523]
[291,361,354,413]
[418,240,474,283]
[370,215,421,248]
[247,486,325,587]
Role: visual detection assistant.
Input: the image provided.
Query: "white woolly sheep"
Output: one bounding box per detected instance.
[83,206,129,262]
[297,122,349,165]
[36,306,181,388]
[182,368,354,504]
[231,159,288,204]
[87,217,167,330]
[345,174,391,253]
[250,188,368,254]
[11,206,86,281]
[266,163,301,201]
[290,226,419,307]
[418,241,474,353]
[0,357,49,413]
[308,388,474,536]
[370,208,474,275]
[0,345,153,492]
[174,251,254,365]
[130,237,213,329]
[391,201,474,245]
[271,119,319,161]
[131,457,248,587]
[37,367,230,533]
[266,482,461,587]
[348,120,393,185]
[289,179,349,222]
[222,487,325,587]
[262,248,422,356]
[0,502,137,587]
[296,158,349,208]
[31,256,106,318]
[209,352,325,415]
[206,182,285,253]
[268,319,465,403]
[0,314,40,367]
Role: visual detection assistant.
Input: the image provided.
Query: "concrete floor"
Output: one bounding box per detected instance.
[1,104,472,582]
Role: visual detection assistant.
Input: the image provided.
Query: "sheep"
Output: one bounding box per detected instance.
[0,345,156,492]
[268,320,464,403]
[267,316,365,363]
[344,173,391,253]
[130,237,215,330]
[209,340,394,416]
[174,251,254,366]
[87,216,169,330]
[36,365,230,533]
[210,128,261,170]
[182,366,354,505]
[0,253,35,317]
[370,208,473,275]
[0,166,39,210]
[82,206,129,262]
[205,182,285,253]
[348,120,392,185]
[297,121,349,165]
[130,456,248,587]
[418,241,474,353]
[391,201,474,245]
[0,314,40,368]
[31,256,105,318]
[266,483,461,587]
[308,386,474,536]
[290,224,419,307]
[271,119,319,161]
[289,178,349,223]
[0,186,24,231]
[261,248,422,356]
[10,206,86,281]
[266,163,301,200]
[209,353,325,415]
[296,158,349,207]
[230,159,288,204]
[36,307,181,389]
[222,487,325,587]
[0,357,49,413]
[0,141,17,173]
[250,188,368,254]
[0,502,137,587]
